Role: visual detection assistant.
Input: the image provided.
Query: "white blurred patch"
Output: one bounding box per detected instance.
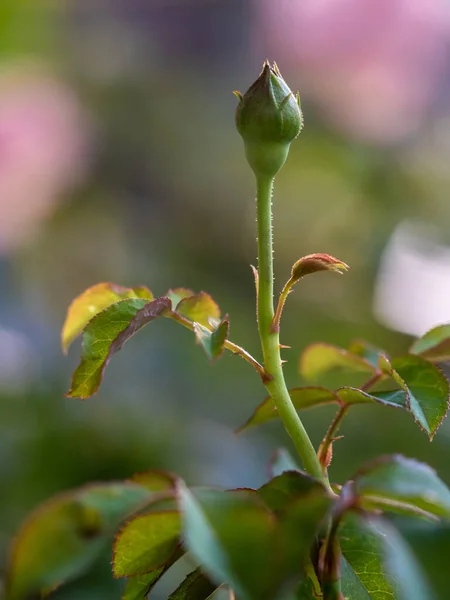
[374,221,450,336]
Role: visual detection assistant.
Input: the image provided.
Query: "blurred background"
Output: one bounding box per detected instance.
[2,0,450,597]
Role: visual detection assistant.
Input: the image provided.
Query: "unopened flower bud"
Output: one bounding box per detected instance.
[235,61,303,178]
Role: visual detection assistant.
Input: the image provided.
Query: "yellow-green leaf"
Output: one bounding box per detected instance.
[62,283,153,353]
[176,292,221,327]
[299,343,376,381]
[113,511,181,577]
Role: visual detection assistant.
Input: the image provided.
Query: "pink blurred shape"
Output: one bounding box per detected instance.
[256,0,450,143]
[0,65,91,255]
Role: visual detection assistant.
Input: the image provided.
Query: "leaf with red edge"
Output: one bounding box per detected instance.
[176,292,221,327]
[300,343,376,381]
[5,483,155,600]
[410,324,450,362]
[290,253,349,283]
[67,297,171,399]
[113,511,181,577]
[166,288,195,310]
[62,283,153,353]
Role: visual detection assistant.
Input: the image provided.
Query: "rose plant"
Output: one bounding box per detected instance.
[4,62,450,600]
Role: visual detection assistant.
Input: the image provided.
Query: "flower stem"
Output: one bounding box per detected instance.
[255,174,327,484]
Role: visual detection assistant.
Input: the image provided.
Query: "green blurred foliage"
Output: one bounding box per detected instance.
[2,1,450,597]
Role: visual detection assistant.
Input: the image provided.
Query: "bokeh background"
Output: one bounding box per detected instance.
[2,0,450,597]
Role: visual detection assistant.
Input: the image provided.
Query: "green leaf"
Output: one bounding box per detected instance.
[194,319,229,361]
[354,454,450,519]
[293,576,320,599]
[398,520,450,600]
[130,470,178,493]
[336,387,406,409]
[178,487,277,600]
[178,485,331,600]
[268,449,301,478]
[122,569,168,600]
[300,343,377,381]
[176,292,221,327]
[67,297,171,398]
[410,324,450,361]
[290,253,349,283]
[237,386,406,433]
[62,283,153,353]
[340,558,371,599]
[168,568,217,599]
[340,513,433,600]
[380,355,450,439]
[347,339,386,369]
[257,471,326,513]
[236,387,336,433]
[122,547,183,599]
[167,288,195,309]
[113,511,181,577]
[5,483,154,600]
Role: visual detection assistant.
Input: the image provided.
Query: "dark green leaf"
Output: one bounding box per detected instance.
[5,483,153,600]
[340,513,433,600]
[340,558,371,599]
[168,568,217,599]
[113,511,181,577]
[381,355,450,439]
[257,471,325,513]
[194,319,229,361]
[237,386,405,433]
[67,297,171,398]
[62,283,153,353]
[176,292,221,327]
[336,387,406,409]
[398,520,450,600]
[178,487,277,600]
[300,343,377,381]
[410,324,450,362]
[178,485,331,600]
[354,454,450,519]
[268,449,301,477]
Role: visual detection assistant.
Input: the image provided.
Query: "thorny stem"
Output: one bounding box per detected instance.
[255,174,329,487]
[318,371,383,474]
[167,311,267,379]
